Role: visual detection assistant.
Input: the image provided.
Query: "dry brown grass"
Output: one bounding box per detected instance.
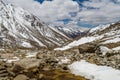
[39,69,87,80]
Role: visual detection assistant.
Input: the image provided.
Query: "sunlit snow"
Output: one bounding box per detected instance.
[55,36,103,51]
[69,60,120,80]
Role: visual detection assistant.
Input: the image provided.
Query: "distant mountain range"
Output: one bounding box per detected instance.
[54,25,89,39]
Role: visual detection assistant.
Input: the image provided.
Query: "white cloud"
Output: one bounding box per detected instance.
[6,0,120,26]
[6,0,79,25]
[77,0,120,25]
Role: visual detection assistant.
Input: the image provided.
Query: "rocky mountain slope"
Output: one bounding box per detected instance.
[88,22,120,48]
[55,22,120,51]
[0,0,71,49]
[54,22,120,70]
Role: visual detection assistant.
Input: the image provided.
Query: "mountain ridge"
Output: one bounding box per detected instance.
[0,0,71,49]
[55,22,120,51]
[54,24,89,39]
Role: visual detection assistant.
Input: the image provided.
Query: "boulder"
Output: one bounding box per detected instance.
[13,58,40,71]
[14,74,29,80]
[78,43,97,53]
[38,74,44,79]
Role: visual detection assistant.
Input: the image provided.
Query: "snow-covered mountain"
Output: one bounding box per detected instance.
[55,22,120,51]
[54,25,89,39]
[88,22,120,47]
[0,0,71,49]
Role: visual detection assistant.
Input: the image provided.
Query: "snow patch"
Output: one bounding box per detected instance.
[112,46,120,51]
[55,36,103,51]
[21,42,33,48]
[6,56,20,63]
[102,37,120,44]
[89,24,110,33]
[58,57,70,64]
[0,49,5,51]
[26,51,38,58]
[99,46,112,55]
[69,60,120,80]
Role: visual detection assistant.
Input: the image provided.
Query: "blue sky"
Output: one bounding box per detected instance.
[37,0,86,3]
[37,0,88,3]
[7,0,120,28]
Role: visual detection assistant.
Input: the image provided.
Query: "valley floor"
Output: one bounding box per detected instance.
[0,49,87,80]
[0,49,120,80]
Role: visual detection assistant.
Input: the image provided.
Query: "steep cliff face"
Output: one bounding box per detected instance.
[0,0,70,49]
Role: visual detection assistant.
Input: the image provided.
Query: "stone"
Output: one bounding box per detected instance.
[78,43,96,53]
[13,58,40,70]
[12,64,24,74]
[14,74,29,80]
[62,66,69,71]
[38,74,44,79]
[30,78,37,80]
[43,66,50,71]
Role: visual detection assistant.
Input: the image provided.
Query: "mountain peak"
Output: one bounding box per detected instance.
[0,1,70,49]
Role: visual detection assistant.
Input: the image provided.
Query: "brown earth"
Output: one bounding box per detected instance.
[38,69,87,80]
